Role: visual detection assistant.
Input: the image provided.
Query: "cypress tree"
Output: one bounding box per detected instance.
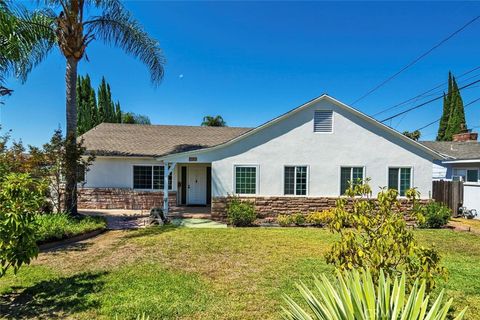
[437,72,453,141]
[89,88,98,127]
[115,101,122,123]
[437,72,467,141]
[97,77,108,124]
[444,75,466,140]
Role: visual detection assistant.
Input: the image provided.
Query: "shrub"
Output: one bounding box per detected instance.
[277,214,292,227]
[226,197,256,227]
[0,173,46,276]
[277,213,305,227]
[291,213,305,225]
[306,210,334,226]
[418,201,451,229]
[35,213,106,243]
[282,268,467,320]
[325,180,446,292]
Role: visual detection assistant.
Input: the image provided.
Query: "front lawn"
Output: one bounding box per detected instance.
[1,227,479,319]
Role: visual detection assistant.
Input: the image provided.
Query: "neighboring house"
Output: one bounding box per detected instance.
[421,133,480,213]
[79,94,444,219]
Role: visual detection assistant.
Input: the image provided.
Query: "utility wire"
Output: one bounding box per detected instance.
[380,78,480,122]
[415,96,480,131]
[372,66,480,117]
[352,15,480,106]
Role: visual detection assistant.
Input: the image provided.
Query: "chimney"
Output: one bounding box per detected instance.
[452,127,478,142]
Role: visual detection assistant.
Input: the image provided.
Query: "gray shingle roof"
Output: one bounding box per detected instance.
[420,141,480,160]
[80,123,252,157]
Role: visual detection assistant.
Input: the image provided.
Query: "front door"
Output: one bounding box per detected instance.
[187,166,207,205]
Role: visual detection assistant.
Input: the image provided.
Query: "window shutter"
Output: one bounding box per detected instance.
[314,110,333,133]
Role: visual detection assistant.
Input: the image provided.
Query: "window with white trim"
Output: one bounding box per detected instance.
[284,166,308,195]
[340,167,364,194]
[388,167,411,196]
[133,165,172,190]
[314,110,333,133]
[235,166,257,194]
[452,168,479,183]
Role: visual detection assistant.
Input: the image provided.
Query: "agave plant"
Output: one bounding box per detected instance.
[282,268,467,320]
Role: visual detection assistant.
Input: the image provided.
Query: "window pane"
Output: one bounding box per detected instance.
[153,166,173,190]
[153,166,163,190]
[133,166,152,189]
[352,167,363,182]
[467,169,478,182]
[399,168,411,196]
[340,167,351,195]
[235,167,256,194]
[284,166,295,195]
[296,166,307,195]
[453,169,466,181]
[388,168,399,191]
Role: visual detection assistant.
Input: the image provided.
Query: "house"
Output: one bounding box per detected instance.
[79,94,444,219]
[421,132,480,213]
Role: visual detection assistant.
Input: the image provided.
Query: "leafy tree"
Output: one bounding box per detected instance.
[437,72,467,141]
[122,112,151,124]
[18,0,165,215]
[37,129,95,213]
[403,130,421,141]
[324,179,446,292]
[0,173,47,276]
[201,115,227,127]
[0,2,55,98]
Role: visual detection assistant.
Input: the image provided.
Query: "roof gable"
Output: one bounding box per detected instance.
[160,94,444,160]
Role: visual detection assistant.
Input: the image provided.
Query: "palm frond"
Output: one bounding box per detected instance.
[0,2,55,85]
[84,1,165,85]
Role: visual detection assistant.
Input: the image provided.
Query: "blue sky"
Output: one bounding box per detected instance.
[2,1,480,146]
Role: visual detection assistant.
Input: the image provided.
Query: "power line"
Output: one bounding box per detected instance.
[415,96,480,131]
[351,15,480,106]
[380,78,480,122]
[372,66,480,117]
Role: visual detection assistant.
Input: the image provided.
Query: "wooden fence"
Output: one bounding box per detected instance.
[432,180,463,216]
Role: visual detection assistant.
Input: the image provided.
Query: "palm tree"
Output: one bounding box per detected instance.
[15,0,165,215]
[201,115,227,127]
[0,2,55,98]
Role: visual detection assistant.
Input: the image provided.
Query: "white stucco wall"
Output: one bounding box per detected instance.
[84,157,178,191]
[165,99,436,199]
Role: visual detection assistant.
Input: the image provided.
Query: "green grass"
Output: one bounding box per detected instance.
[0,227,479,319]
[35,213,106,244]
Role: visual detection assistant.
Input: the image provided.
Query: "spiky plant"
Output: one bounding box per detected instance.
[282,268,467,320]
[6,0,165,214]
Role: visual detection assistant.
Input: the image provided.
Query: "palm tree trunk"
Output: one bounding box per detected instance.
[64,56,78,215]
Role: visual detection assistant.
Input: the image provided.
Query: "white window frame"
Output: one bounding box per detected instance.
[339,166,365,195]
[313,110,334,134]
[132,164,172,191]
[452,167,479,184]
[387,166,413,197]
[233,165,259,196]
[283,165,309,196]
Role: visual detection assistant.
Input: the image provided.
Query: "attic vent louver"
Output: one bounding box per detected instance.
[314,110,333,133]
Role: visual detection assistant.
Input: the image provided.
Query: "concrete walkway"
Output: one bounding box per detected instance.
[79,207,224,230]
[79,209,150,230]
